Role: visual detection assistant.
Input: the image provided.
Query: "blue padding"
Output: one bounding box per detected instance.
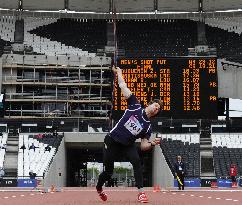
[17,179,37,187]
[174,178,201,187]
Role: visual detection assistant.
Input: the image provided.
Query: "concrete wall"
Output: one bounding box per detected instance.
[218,59,242,99]
[43,132,107,187]
[65,132,106,143]
[152,145,174,188]
[45,132,174,188]
[43,137,66,187]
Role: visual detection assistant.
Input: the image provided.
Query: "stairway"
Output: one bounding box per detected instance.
[200,132,216,178]
[3,135,18,177]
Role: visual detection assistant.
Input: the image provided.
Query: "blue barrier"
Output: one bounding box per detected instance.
[17,179,37,187]
[239,179,242,187]
[217,179,232,187]
[174,178,201,187]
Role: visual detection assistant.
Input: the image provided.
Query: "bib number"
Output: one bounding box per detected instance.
[124,115,142,135]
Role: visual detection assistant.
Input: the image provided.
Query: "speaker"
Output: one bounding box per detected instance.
[218,98,226,116]
[14,19,24,43]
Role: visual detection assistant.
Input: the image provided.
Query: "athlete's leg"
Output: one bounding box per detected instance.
[125,145,148,203]
[96,135,120,190]
[125,145,143,189]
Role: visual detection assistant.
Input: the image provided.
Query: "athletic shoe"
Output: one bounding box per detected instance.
[138,192,149,203]
[97,189,107,201]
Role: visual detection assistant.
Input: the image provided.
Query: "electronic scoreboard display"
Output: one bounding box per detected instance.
[112,57,218,120]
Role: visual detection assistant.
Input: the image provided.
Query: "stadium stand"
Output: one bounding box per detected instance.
[204,17,242,35]
[206,25,242,63]
[117,19,197,57]
[29,18,107,55]
[17,133,63,178]
[159,133,200,177]
[212,133,242,177]
[26,17,242,63]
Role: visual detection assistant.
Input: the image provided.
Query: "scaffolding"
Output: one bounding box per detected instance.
[1,54,112,120]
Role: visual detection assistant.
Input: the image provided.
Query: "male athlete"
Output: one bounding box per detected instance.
[96,66,162,203]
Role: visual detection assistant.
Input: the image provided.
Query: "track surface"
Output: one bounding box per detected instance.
[0,187,241,205]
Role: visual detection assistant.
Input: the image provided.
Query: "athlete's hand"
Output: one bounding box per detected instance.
[153,137,161,145]
[112,66,121,74]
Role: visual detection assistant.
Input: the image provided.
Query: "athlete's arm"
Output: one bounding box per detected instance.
[112,66,132,99]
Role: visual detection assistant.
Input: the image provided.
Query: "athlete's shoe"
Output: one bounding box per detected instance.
[138,192,149,203]
[97,189,107,201]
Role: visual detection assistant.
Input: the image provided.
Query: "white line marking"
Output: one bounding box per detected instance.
[172,193,176,195]
[225,199,232,201]
[30,193,35,196]
[4,197,9,199]
[216,198,221,200]
[162,192,166,194]
[199,196,203,198]
[208,196,212,199]
[233,200,239,202]
[181,193,185,195]
[20,194,25,197]
[12,195,16,198]
[190,194,194,196]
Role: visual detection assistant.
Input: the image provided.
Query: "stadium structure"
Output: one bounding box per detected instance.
[0,0,242,193]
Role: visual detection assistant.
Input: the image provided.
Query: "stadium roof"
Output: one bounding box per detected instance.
[1,0,242,18]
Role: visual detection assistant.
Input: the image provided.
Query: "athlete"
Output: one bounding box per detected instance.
[96,66,162,203]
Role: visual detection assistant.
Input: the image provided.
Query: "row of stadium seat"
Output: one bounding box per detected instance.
[211,134,242,148]
[2,17,242,63]
[159,135,200,177]
[18,134,62,178]
[157,133,200,144]
[204,17,242,35]
[212,133,242,177]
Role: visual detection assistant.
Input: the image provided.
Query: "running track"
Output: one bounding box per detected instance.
[0,187,241,205]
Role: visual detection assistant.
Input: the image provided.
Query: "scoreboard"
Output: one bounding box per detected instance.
[112,57,218,119]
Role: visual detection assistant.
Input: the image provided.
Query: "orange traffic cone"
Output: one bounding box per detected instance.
[156,184,161,192]
[153,184,161,192]
[50,184,55,192]
[232,182,237,188]
[153,184,157,192]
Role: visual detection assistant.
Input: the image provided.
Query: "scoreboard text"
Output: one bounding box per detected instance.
[112,57,218,119]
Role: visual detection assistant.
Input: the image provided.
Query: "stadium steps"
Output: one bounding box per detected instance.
[200,138,212,151]
[3,135,18,177]
[200,135,216,177]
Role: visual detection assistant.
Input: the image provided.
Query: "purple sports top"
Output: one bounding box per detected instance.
[110,95,151,145]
